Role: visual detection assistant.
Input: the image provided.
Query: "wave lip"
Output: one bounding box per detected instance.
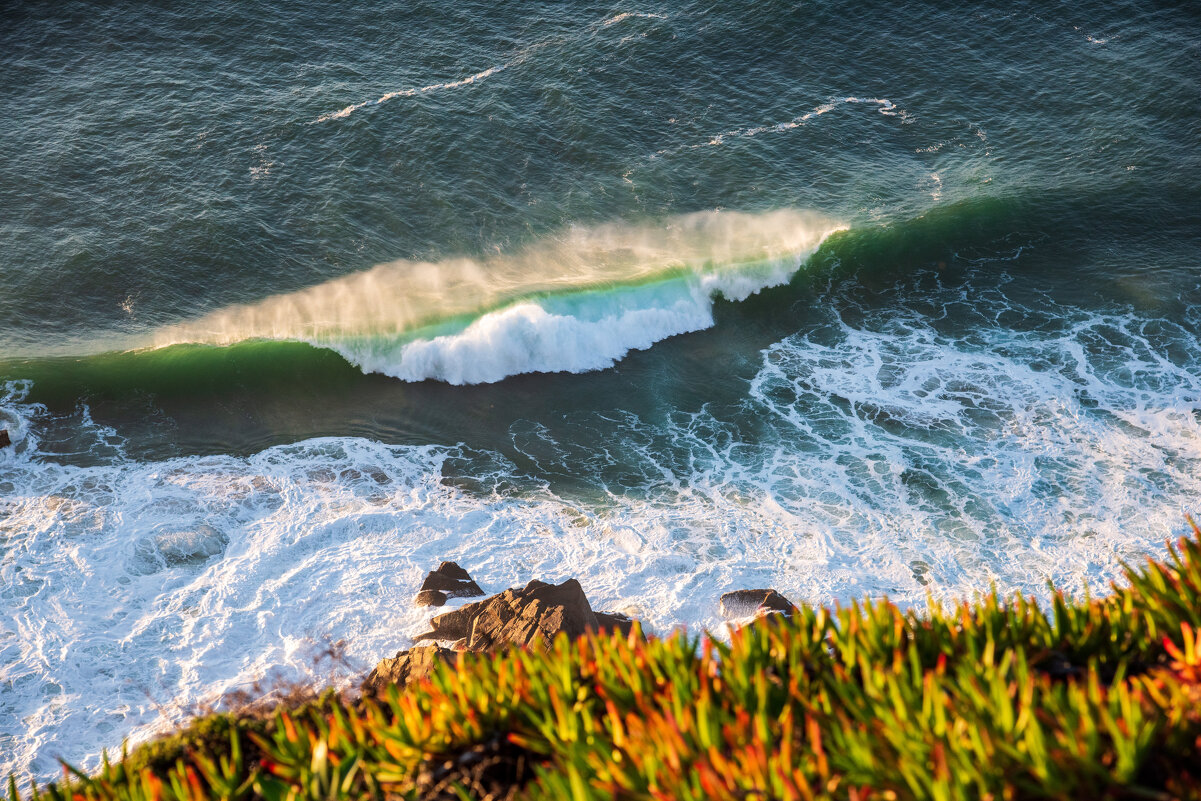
[152,209,844,384]
[359,293,712,385]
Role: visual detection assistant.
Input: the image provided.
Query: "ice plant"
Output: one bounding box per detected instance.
[9,522,1201,800]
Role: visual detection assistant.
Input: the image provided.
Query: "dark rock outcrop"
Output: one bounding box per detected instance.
[467,579,597,653]
[417,601,480,643]
[719,589,795,620]
[420,561,485,599]
[362,643,454,696]
[367,576,644,697]
[417,578,600,653]
[415,589,448,607]
[0,430,10,449]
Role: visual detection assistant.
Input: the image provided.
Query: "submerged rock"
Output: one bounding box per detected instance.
[719,589,795,620]
[415,589,448,607]
[419,561,485,599]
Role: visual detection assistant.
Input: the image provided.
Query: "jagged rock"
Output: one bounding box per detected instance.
[415,589,448,607]
[362,644,453,696]
[420,561,485,599]
[0,430,10,449]
[595,611,636,637]
[417,601,484,643]
[467,579,597,652]
[719,589,795,620]
[416,578,606,653]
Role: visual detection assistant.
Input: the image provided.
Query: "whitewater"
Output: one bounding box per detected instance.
[149,210,844,384]
[4,276,1201,777]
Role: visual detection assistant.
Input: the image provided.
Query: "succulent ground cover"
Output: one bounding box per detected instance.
[11,524,1201,801]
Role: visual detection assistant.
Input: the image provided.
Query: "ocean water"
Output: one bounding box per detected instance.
[2,0,1199,780]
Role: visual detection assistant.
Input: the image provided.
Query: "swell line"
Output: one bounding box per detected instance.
[315,65,509,123]
[653,96,909,158]
[314,10,671,123]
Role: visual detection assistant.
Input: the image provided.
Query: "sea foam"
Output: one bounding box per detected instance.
[5,284,1200,781]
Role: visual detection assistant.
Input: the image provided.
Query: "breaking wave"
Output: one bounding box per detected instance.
[152,209,844,384]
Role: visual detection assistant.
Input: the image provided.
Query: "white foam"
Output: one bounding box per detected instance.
[658,96,907,156]
[339,248,818,384]
[602,12,667,26]
[4,289,1199,782]
[315,65,509,123]
[315,9,668,123]
[347,296,713,385]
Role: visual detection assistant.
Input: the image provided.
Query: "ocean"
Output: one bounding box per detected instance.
[1,0,1199,779]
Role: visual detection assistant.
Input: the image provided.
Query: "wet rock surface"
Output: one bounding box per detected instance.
[365,563,655,698]
[415,589,448,607]
[718,588,796,620]
[419,561,485,599]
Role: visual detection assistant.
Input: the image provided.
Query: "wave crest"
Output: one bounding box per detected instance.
[153,209,844,384]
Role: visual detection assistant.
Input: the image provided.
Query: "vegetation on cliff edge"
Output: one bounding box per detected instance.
[11,523,1201,800]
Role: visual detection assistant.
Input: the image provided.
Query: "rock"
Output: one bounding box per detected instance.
[420,561,485,599]
[467,579,598,653]
[719,589,795,620]
[416,578,605,653]
[417,601,485,643]
[415,589,448,607]
[595,611,637,637]
[362,644,453,696]
[0,430,9,449]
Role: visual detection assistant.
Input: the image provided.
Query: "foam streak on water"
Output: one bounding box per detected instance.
[313,9,671,123]
[315,65,509,122]
[3,285,1199,779]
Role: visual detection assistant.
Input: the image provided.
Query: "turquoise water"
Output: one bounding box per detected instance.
[1,0,1199,779]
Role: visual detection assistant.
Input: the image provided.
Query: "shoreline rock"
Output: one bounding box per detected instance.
[718,588,795,620]
[363,643,454,696]
[415,589,448,607]
[419,561,485,600]
[415,578,620,653]
[364,569,644,696]
[365,563,793,698]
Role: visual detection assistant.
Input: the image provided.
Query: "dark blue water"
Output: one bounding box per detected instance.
[1,0,1199,779]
